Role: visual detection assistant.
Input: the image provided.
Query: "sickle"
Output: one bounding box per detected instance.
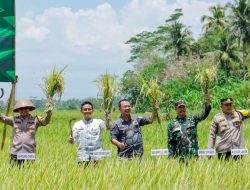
[69,118,76,137]
[0,88,4,99]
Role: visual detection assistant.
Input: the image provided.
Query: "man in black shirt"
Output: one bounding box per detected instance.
[110,99,157,159]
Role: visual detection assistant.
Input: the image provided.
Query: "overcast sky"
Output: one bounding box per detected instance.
[2,0,232,100]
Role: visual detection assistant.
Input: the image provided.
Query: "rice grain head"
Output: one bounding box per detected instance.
[97,74,117,128]
[196,57,217,94]
[42,66,66,99]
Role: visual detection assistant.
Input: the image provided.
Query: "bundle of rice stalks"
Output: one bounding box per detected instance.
[137,73,163,125]
[97,74,117,129]
[42,66,66,99]
[196,58,217,95]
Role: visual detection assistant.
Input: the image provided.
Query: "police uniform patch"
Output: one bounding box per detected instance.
[219,121,227,131]
[232,118,241,127]
[16,128,21,133]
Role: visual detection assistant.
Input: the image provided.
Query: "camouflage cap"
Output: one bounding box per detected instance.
[175,100,186,108]
[13,99,36,112]
[221,98,233,105]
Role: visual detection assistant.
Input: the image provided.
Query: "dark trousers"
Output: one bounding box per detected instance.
[218,152,242,161]
[10,154,34,168]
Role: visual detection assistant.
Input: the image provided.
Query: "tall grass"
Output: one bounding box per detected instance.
[0,110,250,189]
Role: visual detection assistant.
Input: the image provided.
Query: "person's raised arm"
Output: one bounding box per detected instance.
[237,110,250,120]
[194,94,211,123]
[38,98,53,126]
[0,112,13,126]
[138,104,159,125]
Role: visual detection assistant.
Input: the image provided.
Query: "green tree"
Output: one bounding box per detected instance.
[125,31,159,63]
[157,9,193,60]
[201,5,226,32]
[126,9,193,62]
[201,4,241,80]
[227,0,250,78]
[205,31,241,80]
[119,70,140,106]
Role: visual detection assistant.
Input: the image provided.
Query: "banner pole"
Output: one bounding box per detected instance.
[1,77,17,150]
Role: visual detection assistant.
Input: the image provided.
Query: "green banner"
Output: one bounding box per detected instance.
[0,0,15,82]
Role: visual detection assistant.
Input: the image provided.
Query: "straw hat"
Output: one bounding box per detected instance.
[13,99,36,112]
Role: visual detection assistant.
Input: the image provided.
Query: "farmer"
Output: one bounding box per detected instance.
[110,99,157,160]
[0,98,53,167]
[208,98,250,160]
[167,94,211,161]
[69,101,110,167]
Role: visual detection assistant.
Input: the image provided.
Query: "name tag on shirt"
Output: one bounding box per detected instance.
[231,149,248,155]
[151,149,169,156]
[198,149,215,156]
[93,150,112,157]
[17,153,36,160]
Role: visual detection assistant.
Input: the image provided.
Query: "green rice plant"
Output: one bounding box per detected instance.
[0,110,250,189]
[96,74,117,129]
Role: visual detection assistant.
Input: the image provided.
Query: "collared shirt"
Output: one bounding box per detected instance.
[208,110,250,153]
[0,111,52,155]
[110,115,151,158]
[72,118,106,161]
[168,105,211,158]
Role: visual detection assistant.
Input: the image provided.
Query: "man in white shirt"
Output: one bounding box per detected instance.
[69,101,109,167]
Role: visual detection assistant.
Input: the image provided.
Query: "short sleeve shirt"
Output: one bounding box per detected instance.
[110,116,151,158]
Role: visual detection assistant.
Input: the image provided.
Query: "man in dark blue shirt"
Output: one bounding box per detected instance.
[110,99,157,159]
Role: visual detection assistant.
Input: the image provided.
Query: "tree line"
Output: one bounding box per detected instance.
[119,0,250,115]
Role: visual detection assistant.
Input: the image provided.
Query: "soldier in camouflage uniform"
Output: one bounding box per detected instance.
[168,95,211,160]
[208,98,250,160]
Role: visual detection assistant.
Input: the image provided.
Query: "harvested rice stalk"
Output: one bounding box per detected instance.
[42,66,66,99]
[97,74,117,129]
[137,73,163,125]
[196,58,217,95]
[41,66,66,111]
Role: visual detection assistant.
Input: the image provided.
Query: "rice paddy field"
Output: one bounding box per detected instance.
[0,109,250,189]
